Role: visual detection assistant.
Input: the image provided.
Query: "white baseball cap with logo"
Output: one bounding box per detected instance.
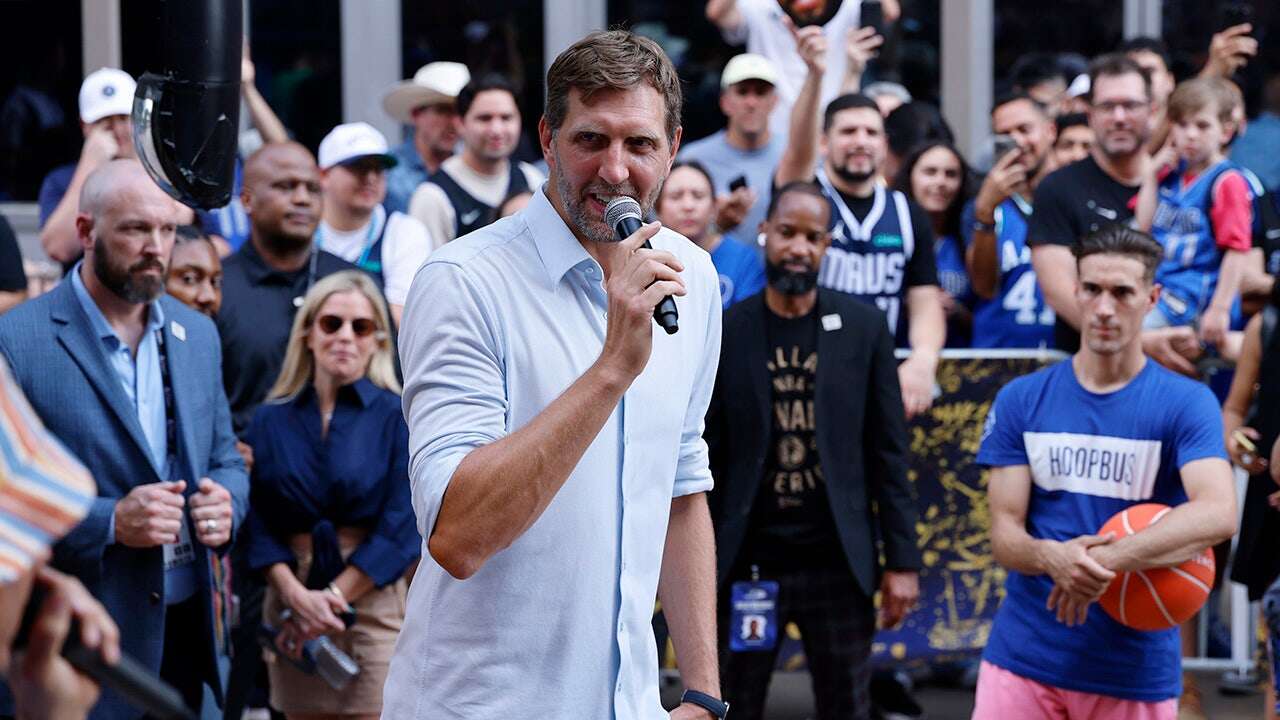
[79,68,136,124]
[720,54,778,89]
[382,62,471,125]
[318,122,399,170]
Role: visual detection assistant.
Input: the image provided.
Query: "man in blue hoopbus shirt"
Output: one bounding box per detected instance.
[964,93,1059,349]
[975,226,1235,720]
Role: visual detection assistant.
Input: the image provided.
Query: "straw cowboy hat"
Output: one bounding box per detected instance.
[382,62,471,125]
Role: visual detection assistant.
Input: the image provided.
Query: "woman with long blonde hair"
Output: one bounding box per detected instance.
[242,271,418,720]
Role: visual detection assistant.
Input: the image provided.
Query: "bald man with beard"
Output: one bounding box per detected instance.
[0,159,248,719]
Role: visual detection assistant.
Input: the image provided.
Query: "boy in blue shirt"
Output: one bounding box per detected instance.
[975,225,1236,719]
[1136,78,1254,348]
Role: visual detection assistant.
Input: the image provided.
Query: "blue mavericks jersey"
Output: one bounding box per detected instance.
[710,234,766,309]
[1151,160,1240,325]
[934,234,975,347]
[814,170,918,345]
[977,360,1227,701]
[963,197,1055,348]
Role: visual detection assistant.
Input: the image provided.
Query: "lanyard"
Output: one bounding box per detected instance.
[314,207,386,269]
[294,249,319,309]
[154,327,176,466]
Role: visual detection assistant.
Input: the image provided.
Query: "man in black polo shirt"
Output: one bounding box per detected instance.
[1027,53,1199,372]
[217,142,371,437]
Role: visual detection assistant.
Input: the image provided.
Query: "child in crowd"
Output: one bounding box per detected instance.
[1137,77,1254,349]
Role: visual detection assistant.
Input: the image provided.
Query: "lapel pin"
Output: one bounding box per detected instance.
[821,314,842,332]
[171,321,186,342]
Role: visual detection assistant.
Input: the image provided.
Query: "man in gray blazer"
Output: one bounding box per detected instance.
[0,160,249,719]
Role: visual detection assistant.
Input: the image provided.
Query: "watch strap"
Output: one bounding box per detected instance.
[681,689,730,719]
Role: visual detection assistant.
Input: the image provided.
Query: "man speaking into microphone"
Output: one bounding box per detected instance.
[385,30,726,720]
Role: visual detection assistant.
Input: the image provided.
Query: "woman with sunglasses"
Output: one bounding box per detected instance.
[243,271,418,719]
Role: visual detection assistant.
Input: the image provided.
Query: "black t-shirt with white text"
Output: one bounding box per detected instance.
[1027,155,1140,350]
[741,305,842,570]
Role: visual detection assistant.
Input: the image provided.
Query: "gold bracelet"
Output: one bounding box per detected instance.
[326,582,346,603]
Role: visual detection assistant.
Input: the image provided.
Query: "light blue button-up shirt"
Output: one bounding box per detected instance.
[71,265,197,603]
[384,187,722,719]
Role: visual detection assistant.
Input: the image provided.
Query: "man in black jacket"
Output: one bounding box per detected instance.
[706,180,922,720]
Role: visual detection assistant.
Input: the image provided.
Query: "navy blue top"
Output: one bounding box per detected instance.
[37,163,74,226]
[244,378,420,587]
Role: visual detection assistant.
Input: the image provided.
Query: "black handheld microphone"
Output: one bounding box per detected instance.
[604,196,679,334]
[15,586,197,720]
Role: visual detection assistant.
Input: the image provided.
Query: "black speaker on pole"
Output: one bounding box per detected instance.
[132,0,242,209]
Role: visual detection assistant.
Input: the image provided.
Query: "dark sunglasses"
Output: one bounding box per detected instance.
[315,314,379,337]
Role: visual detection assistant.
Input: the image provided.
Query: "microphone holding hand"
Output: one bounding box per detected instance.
[605,196,680,334]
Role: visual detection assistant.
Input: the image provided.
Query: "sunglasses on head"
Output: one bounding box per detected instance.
[315,314,379,337]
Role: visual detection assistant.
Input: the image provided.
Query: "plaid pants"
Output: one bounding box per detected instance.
[718,561,877,720]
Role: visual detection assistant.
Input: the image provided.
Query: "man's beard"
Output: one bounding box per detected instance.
[553,146,661,244]
[832,155,876,185]
[765,259,819,295]
[93,240,165,304]
[1022,151,1046,181]
[1099,128,1147,160]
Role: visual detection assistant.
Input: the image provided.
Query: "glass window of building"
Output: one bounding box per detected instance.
[0,1,83,201]
[1163,0,1279,116]
[401,1,545,165]
[245,0,342,155]
[994,0,1122,96]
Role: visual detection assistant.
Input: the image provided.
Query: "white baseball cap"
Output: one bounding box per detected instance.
[79,68,136,124]
[720,54,778,89]
[382,62,471,125]
[318,122,399,170]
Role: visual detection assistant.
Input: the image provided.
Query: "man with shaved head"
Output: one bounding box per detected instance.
[0,159,248,719]
[214,142,377,719]
[216,141,375,435]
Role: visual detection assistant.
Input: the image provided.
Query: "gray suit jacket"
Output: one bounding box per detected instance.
[0,280,248,720]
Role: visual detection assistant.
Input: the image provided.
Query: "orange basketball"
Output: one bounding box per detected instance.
[1097,503,1215,631]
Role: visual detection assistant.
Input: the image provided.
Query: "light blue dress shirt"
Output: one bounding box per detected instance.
[70,265,197,603]
[384,187,722,719]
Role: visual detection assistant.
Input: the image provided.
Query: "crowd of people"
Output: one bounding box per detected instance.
[0,2,1279,720]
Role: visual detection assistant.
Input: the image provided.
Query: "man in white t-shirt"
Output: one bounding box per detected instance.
[316,122,434,325]
[706,0,893,136]
[408,74,545,246]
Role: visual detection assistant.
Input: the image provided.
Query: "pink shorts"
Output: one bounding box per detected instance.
[972,661,1178,720]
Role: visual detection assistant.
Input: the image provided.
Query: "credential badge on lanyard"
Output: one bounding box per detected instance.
[729,565,779,652]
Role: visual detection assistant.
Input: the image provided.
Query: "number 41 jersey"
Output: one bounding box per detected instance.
[962,196,1055,349]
